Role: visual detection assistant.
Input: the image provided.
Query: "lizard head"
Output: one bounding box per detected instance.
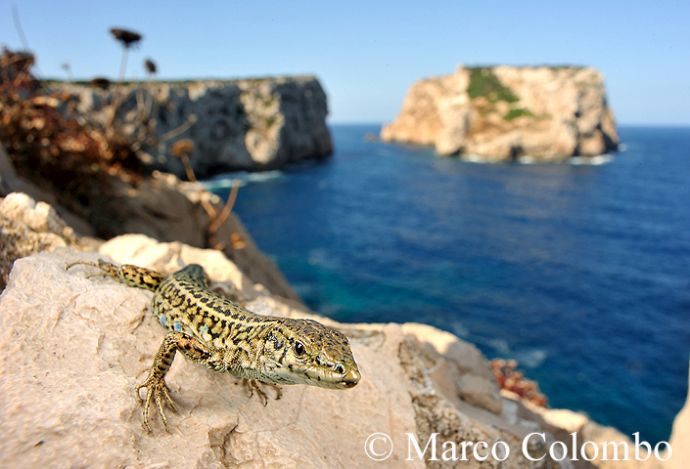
[261,319,360,389]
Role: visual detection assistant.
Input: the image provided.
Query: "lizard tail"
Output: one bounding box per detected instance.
[66,259,164,292]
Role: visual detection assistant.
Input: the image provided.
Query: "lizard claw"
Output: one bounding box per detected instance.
[242,379,279,406]
[136,374,177,433]
[243,379,267,406]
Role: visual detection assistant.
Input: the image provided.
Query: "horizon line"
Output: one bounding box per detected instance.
[327,121,690,128]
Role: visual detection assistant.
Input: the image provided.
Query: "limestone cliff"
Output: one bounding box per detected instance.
[381,66,619,162]
[56,76,332,177]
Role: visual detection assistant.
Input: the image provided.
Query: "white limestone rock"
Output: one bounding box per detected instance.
[1,247,568,468]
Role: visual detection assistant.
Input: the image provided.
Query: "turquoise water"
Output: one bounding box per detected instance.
[208,125,690,443]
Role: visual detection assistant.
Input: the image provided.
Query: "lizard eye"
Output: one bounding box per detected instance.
[294,342,305,356]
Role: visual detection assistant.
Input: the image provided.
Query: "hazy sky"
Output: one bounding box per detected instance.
[2,0,689,125]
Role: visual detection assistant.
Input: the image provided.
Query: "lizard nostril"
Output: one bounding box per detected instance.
[334,364,345,374]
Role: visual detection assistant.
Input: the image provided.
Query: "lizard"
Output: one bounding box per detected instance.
[66,259,361,433]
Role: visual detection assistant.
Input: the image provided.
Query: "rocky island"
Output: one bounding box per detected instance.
[381,66,619,162]
[57,76,333,177]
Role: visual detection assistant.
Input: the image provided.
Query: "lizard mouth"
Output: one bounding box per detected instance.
[338,368,360,388]
[303,367,360,389]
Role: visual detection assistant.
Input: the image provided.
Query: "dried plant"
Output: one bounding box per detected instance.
[109,28,143,48]
[109,27,143,81]
[144,58,157,76]
[0,48,35,84]
[168,138,242,249]
[170,139,196,181]
[60,62,72,80]
[490,359,548,407]
[2,46,240,257]
[208,180,241,250]
[170,139,194,158]
[0,48,142,185]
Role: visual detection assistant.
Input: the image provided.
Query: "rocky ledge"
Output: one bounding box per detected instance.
[1,195,687,468]
[55,76,333,177]
[381,66,619,162]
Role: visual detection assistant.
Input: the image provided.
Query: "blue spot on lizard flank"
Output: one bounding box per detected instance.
[174,321,182,332]
[200,324,209,336]
[159,315,167,327]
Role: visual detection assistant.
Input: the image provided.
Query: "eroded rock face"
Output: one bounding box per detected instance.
[2,141,299,300]
[56,77,333,177]
[381,66,619,162]
[1,246,568,468]
[82,173,300,302]
[0,192,85,289]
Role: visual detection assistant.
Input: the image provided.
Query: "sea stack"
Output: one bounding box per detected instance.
[381,65,619,162]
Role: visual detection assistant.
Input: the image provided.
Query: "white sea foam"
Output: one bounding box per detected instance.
[515,349,548,368]
[459,153,615,166]
[307,248,340,269]
[449,320,470,338]
[245,170,283,183]
[462,154,491,163]
[202,170,283,190]
[570,154,614,166]
[487,338,511,356]
[202,178,246,190]
[484,339,548,368]
[517,155,537,164]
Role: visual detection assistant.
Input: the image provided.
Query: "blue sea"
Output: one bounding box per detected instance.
[207,125,690,443]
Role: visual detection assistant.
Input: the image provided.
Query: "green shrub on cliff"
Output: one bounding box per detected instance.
[468,68,519,104]
[503,107,534,121]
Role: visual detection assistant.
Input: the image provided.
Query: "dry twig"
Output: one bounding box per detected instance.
[208,179,241,249]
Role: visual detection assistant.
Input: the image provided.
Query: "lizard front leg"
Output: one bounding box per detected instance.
[136,331,222,433]
[241,379,283,405]
[225,347,283,406]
